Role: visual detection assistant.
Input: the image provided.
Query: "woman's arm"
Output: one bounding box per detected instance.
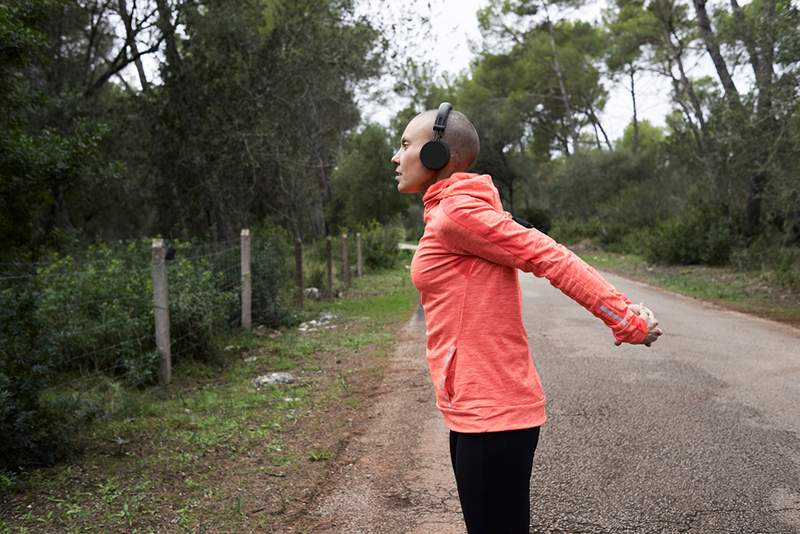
[438,194,649,345]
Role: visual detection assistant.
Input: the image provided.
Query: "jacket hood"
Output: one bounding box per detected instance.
[422,172,498,217]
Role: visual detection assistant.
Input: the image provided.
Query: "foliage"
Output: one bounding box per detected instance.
[1,273,94,469]
[329,124,410,230]
[0,236,281,470]
[356,220,405,270]
[251,225,298,327]
[640,208,739,266]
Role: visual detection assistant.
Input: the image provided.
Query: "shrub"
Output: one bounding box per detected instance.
[356,220,404,270]
[0,236,253,470]
[251,225,298,327]
[0,367,98,470]
[549,216,603,244]
[772,247,800,291]
[730,233,800,290]
[1,278,95,470]
[167,241,239,364]
[33,241,152,376]
[641,208,738,265]
[547,149,657,221]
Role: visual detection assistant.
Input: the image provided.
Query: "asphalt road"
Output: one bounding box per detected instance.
[298,269,800,533]
[523,271,800,533]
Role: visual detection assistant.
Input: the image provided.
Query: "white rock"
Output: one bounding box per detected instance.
[304,287,321,299]
[253,372,297,388]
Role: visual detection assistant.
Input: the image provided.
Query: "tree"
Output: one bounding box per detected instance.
[329,124,409,229]
[603,0,661,152]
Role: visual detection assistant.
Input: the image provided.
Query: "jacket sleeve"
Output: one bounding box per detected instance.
[438,194,648,345]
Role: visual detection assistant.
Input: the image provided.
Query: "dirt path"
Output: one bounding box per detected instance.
[290,307,466,534]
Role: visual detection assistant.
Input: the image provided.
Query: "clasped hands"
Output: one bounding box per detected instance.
[615,302,663,348]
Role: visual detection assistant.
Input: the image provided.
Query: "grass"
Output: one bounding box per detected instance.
[0,261,418,533]
[571,242,800,326]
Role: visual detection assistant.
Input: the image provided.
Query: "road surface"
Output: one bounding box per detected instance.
[296,270,800,533]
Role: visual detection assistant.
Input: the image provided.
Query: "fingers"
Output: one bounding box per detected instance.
[638,305,659,329]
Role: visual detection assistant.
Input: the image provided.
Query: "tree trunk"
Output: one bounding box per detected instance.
[743,0,776,238]
[545,14,578,154]
[729,0,761,79]
[691,0,742,111]
[754,0,775,120]
[155,0,181,69]
[118,0,148,91]
[630,68,639,152]
[591,120,601,150]
[586,106,612,151]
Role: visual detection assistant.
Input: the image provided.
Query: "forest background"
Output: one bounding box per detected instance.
[2,0,799,268]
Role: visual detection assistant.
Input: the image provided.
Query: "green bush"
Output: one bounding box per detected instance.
[730,233,800,290]
[251,226,298,327]
[549,216,603,244]
[167,241,239,364]
[356,220,404,270]
[0,236,259,470]
[306,261,327,291]
[29,239,239,381]
[547,149,657,221]
[0,367,98,470]
[641,208,738,265]
[33,241,152,375]
[301,221,403,291]
[1,277,95,470]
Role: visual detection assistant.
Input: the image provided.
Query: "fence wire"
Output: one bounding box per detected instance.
[2,232,372,400]
[2,238,245,400]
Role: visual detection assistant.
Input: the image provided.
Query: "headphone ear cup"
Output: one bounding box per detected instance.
[420,139,450,170]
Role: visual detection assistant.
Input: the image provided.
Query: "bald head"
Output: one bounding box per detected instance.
[412,108,480,171]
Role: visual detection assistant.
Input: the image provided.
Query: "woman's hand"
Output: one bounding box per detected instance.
[615,302,663,347]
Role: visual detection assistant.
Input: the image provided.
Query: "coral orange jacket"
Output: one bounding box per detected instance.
[410,172,648,433]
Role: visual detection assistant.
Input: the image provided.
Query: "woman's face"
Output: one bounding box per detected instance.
[391,117,438,194]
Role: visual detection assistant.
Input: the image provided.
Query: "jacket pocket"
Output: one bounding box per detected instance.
[440,344,457,408]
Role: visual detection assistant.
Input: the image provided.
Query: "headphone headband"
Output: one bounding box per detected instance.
[433,102,453,136]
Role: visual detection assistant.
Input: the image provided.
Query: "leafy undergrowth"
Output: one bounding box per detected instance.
[0,265,418,533]
[571,242,800,327]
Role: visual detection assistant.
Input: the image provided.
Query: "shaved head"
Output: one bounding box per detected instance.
[411,108,480,171]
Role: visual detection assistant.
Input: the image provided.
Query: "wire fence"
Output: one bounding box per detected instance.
[0,224,415,472]
[0,229,382,399]
[0,236,249,397]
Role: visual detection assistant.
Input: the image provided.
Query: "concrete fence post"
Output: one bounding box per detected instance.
[151,239,171,386]
[341,233,350,288]
[326,236,333,298]
[294,238,304,307]
[356,232,363,277]
[241,229,252,330]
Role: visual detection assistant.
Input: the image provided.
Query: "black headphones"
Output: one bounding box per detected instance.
[420,102,452,171]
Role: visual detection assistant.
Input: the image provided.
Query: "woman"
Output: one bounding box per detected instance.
[391,104,663,534]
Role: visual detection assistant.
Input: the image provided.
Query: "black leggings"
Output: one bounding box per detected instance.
[449,426,541,534]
